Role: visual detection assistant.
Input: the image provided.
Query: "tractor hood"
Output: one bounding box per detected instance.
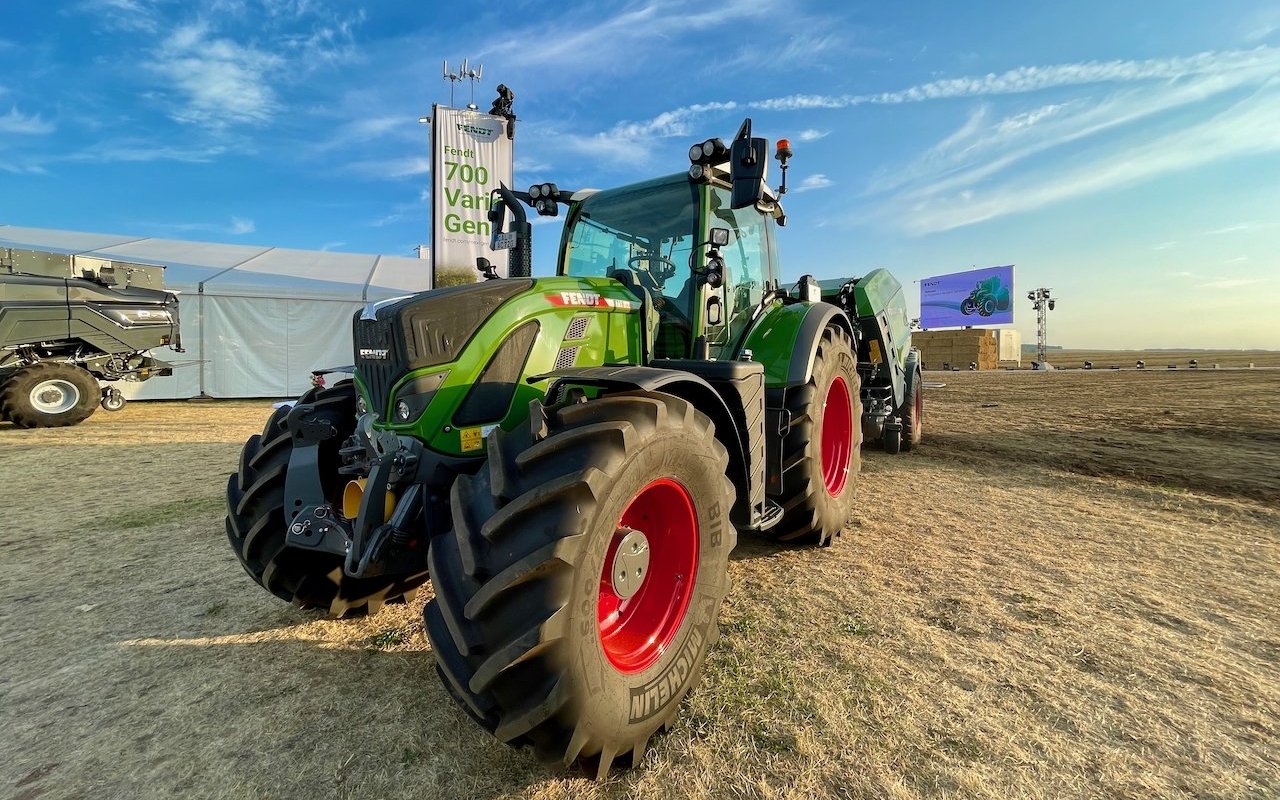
[352,276,643,457]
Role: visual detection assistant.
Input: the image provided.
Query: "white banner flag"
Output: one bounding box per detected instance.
[431,105,514,279]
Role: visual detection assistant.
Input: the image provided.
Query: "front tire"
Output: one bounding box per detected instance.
[425,392,735,777]
[0,362,99,428]
[770,326,862,546]
[225,381,428,616]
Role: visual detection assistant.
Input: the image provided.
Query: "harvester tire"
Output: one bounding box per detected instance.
[899,366,923,451]
[0,362,99,428]
[225,380,428,616]
[769,325,862,546]
[424,392,735,778]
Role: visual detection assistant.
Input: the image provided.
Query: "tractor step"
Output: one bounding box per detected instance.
[755,500,785,532]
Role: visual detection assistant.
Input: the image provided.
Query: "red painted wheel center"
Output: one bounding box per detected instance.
[820,376,853,496]
[598,478,699,674]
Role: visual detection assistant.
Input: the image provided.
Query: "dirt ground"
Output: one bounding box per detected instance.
[1037,348,1280,369]
[1,371,1277,800]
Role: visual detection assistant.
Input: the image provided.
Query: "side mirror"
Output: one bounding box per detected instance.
[729,118,768,210]
[487,190,508,251]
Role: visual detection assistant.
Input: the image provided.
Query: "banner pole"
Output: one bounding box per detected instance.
[429,102,440,288]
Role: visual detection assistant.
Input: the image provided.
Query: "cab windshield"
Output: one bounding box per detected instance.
[561,176,700,357]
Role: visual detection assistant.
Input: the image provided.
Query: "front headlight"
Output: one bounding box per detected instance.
[356,396,368,415]
[390,371,448,424]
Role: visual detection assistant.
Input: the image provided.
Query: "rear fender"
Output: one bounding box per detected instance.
[741,301,855,389]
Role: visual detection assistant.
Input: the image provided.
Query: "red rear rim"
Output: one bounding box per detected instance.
[598,478,699,674]
[914,383,923,431]
[820,376,853,496]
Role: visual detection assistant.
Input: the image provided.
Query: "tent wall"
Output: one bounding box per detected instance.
[121,295,360,400]
[1,225,433,401]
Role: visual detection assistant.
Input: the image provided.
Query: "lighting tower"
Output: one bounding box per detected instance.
[1026,287,1057,366]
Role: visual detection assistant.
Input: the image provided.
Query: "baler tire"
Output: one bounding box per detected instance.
[882,424,902,454]
[225,380,427,616]
[899,367,923,451]
[0,362,99,428]
[769,325,862,547]
[424,391,735,778]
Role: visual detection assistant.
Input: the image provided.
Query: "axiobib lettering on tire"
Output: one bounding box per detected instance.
[628,624,706,722]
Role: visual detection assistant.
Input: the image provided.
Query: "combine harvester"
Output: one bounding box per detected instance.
[224,120,922,775]
[0,248,179,427]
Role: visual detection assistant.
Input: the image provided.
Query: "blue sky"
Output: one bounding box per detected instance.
[2,0,1278,349]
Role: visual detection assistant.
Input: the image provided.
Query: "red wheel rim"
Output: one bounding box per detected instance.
[598,478,699,674]
[820,376,853,496]
[914,383,923,432]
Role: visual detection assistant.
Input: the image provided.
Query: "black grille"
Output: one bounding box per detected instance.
[354,316,400,413]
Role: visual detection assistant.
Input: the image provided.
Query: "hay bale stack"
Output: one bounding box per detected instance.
[914,329,1000,370]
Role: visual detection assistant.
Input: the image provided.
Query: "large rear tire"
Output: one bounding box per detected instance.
[770,326,862,546]
[0,362,99,428]
[425,392,735,777]
[225,381,428,616]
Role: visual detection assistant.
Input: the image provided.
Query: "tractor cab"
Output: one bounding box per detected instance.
[557,173,782,362]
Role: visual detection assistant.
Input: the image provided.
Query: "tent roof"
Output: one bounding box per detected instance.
[0,224,431,301]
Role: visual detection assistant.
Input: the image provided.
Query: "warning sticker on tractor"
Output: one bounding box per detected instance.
[460,427,484,452]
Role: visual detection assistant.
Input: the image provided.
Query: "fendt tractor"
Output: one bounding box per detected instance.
[1,248,180,427]
[225,120,922,777]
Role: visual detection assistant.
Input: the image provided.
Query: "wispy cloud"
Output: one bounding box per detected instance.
[140,216,258,236]
[0,107,55,135]
[480,0,772,71]
[147,21,282,128]
[794,174,834,192]
[751,47,1280,110]
[895,84,1280,234]
[1205,277,1267,289]
[576,47,1280,169]
[1204,221,1273,235]
[796,129,829,142]
[345,156,430,180]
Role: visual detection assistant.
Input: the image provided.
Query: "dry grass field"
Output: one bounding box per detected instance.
[1036,349,1280,369]
[2,370,1277,800]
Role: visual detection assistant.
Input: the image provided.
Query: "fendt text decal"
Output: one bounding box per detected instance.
[547,292,639,310]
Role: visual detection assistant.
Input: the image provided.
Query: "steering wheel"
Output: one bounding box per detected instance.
[627,254,679,291]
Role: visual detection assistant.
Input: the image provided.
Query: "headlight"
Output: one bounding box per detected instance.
[356,396,367,415]
[390,370,448,424]
[688,144,703,162]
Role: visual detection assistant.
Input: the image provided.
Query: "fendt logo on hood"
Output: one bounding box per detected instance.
[358,348,389,360]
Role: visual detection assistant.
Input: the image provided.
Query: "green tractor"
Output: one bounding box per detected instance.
[224,120,921,777]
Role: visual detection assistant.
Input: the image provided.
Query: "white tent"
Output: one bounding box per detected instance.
[0,224,433,399]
